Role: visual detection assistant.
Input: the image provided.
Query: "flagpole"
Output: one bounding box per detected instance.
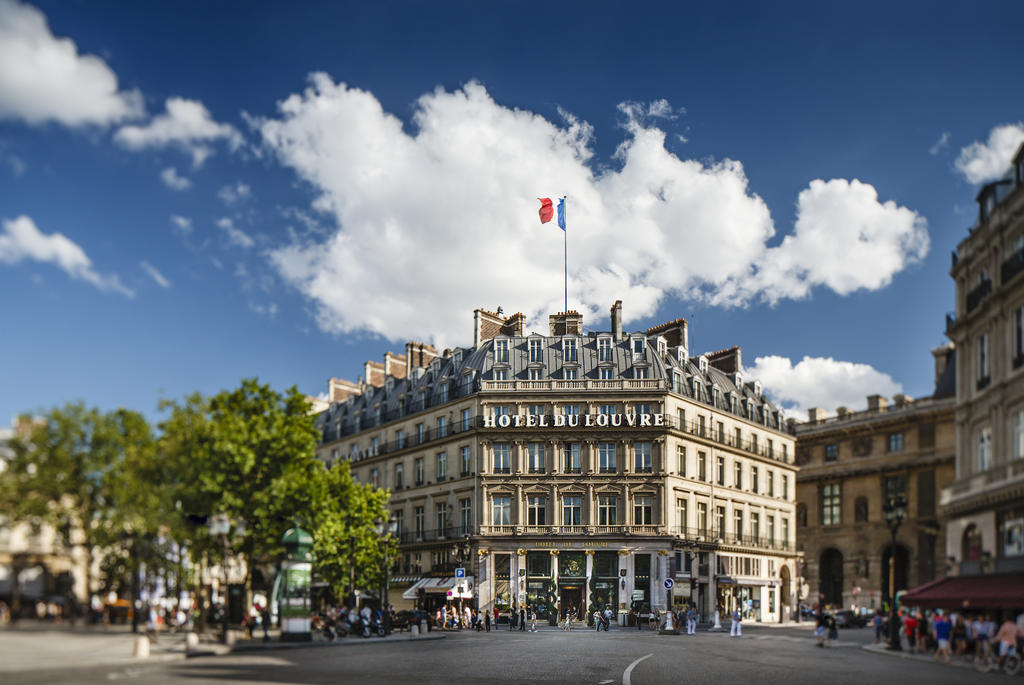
[563,196,567,314]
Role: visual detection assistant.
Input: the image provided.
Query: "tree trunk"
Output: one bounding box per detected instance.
[195,554,207,632]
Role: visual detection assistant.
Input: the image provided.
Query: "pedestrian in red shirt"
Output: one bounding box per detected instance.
[903,613,919,652]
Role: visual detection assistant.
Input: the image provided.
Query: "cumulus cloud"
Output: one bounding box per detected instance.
[115,97,242,167]
[217,181,251,205]
[0,215,133,296]
[955,123,1024,184]
[254,76,928,344]
[0,0,143,127]
[159,166,191,191]
[216,217,254,248]
[169,214,192,235]
[929,131,951,156]
[747,355,903,422]
[139,260,171,288]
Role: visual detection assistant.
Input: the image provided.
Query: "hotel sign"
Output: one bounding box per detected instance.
[483,412,667,429]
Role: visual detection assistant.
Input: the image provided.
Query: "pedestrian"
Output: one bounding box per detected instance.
[633,607,641,630]
[952,615,968,659]
[903,612,918,653]
[509,607,515,631]
[687,606,697,635]
[531,608,538,632]
[872,610,884,644]
[730,607,742,637]
[484,609,491,632]
[933,611,952,664]
[826,615,838,647]
[814,611,827,647]
[493,606,499,632]
[519,606,526,631]
[994,617,1024,671]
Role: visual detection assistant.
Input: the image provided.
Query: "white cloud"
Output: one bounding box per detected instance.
[169,214,192,234]
[115,97,242,167]
[0,215,133,296]
[159,166,191,191]
[736,178,929,303]
[254,76,928,344]
[0,0,143,127]
[216,217,254,248]
[139,260,171,288]
[955,123,1024,184]
[929,131,951,156]
[217,181,251,205]
[747,355,903,421]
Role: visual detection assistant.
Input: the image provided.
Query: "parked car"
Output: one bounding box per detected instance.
[834,610,867,628]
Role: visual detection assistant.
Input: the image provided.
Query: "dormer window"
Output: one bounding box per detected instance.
[598,337,613,362]
[656,337,667,358]
[438,382,449,403]
[453,350,462,366]
[754,380,762,397]
[730,394,738,414]
[632,336,645,357]
[712,387,721,407]
[563,338,579,363]
[677,347,688,365]
[529,338,543,363]
[494,339,509,363]
[698,355,708,374]
[635,367,649,380]
[672,371,683,393]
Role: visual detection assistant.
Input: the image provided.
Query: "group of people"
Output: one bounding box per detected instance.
[880,610,1024,668]
[435,604,493,632]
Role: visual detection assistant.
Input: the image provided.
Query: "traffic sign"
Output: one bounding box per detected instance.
[446,590,453,597]
[664,578,674,590]
[455,567,466,578]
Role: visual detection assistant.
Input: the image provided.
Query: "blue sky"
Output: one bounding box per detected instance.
[1,0,1023,425]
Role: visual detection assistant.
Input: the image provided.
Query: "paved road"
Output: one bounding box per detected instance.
[2,624,997,685]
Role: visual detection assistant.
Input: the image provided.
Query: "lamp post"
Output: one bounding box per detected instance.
[883,495,906,651]
[374,517,399,612]
[452,536,471,619]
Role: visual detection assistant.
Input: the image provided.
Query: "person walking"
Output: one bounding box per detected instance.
[934,611,952,664]
[687,606,697,635]
[519,607,526,631]
[508,606,515,631]
[730,607,742,637]
[826,614,838,647]
[814,611,827,647]
[531,608,538,633]
[493,606,499,632]
[995,617,1024,671]
[484,609,491,632]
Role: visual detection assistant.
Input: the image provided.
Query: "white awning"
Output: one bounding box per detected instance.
[401,576,475,600]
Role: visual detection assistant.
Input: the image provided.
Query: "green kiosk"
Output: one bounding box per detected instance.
[278,526,313,641]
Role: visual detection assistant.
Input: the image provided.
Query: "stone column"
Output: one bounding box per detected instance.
[514,440,525,474]
[623,484,631,527]
[551,440,560,475]
[515,484,524,526]
[587,483,596,527]
[586,440,597,474]
[480,441,491,475]
[622,439,632,475]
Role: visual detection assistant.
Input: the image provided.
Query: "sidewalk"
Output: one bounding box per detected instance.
[861,642,975,670]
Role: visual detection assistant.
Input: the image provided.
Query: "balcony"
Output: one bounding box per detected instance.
[1003,248,1024,286]
[479,378,665,392]
[475,524,664,536]
[399,526,458,544]
[977,376,991,391]
[966,278,993,314]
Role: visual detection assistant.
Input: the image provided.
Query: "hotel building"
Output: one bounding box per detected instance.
[315,302,798,623]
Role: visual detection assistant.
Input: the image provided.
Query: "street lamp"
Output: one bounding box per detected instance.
[374,516,399,614]
[883,495,906,652]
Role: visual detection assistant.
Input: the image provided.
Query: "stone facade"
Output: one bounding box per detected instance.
[316,303,799,623]
[943,142,1024,576]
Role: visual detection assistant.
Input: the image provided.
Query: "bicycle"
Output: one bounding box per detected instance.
[974,640,997,674]
[999,643,1021,676]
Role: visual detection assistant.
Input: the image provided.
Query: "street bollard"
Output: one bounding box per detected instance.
[411,623,419,637]
[133,634,151,658]
[420,619,427,634]
[184,631,199,654]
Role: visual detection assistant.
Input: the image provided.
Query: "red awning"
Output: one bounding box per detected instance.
[901,572,1024,610]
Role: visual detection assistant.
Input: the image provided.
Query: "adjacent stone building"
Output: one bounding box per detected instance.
[315,302,799,623]
[943,142,1024,577]
[791,348,956,611]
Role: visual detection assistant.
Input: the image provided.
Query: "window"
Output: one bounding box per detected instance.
[529,338,543,363]
[394,510,404,538]
[634,367,649,380]
[884,474,907,502]
[563,338,578,362]
[716,456,726,485]
[436,416,447,438]
[436,502,447,533]
[564,442,581,473]
[717,421,725,443]
[767,471,774,497]
[797,504,807,528]
[781,518,789,548]
[529,368,542,380]
[416,423,425,444]
[751,433,759,453]
[734,426,742,447]
[978,427,992,471]
[461,408,471,430]
[564,368,578,380]
[436,451,447,480]
[460,446,471,476]
[599,404,615,416]
[824,443,838,461]
[370,468,379,488]
[979,333,989,381]
[632,337,645,356]
[563,404,580,416]
[598,337,613,362]
[371,437,379,456]
[438,383,449,403]
[599,368,614,380]
[415,457,424,485]
[599,442,616,472]
[751,512,760,539]
[459,498,471,535]
[493,442,511,473]
[733,462,743,490]
[528,443,545,473]
[697,502,708,532]
[677,408,685,429]
[1015,307,1024,362]
[598,496,617,525]
[821,483,841,526]
[698,415,706,437]
[751,466,759,493]
[493,405,510,419]
[633,442,652,472]
[563,496,582,525]
[493,496,511,525]
[714,506,725,536]
[767,516,775,545]
[887,433,903,453]
[854,497,868,522]
[733,510,743,540]
[495,339,509,363]
[396,429,405,450]
[1015,411,1024,460]
[527,496,547,525]
[676,445,686,476]
[415,506,424,537]
[634,496,653,525]
[394,463,404,489]
[675,498,688,532]
[493,369,507,381]
[781,474,788,499]
[697,451,707,481]
[528,404,544,417]
[767,439,774,459]
[635,403,652,415]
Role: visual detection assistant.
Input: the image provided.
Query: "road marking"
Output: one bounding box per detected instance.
[599,680,615,684]
[622,653,653,685]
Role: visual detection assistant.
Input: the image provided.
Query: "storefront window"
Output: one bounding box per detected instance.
[633,553,651,614]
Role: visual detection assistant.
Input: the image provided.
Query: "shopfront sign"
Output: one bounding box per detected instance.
[483,412,667,429]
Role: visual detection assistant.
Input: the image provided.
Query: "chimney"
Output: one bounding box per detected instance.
[866,394,888,411]
[645,315,689,352]
[807,407,827,423]
[501,312,526,337]
[384,351,408,379]
[549,310,583,336]
[893,393,913,408]
[932,343,953,386]
[405,340,440,376]
[328,377,361,403]
[835,406,850,418]
[610,300,623,341]
[473,308,505,348]
[708,346,742,374]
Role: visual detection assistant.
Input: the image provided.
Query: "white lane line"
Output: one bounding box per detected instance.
[622,653,653,685]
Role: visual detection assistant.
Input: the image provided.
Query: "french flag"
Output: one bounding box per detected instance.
[538,197,566,231]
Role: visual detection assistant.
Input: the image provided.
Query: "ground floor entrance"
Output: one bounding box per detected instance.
[558,584,584,619]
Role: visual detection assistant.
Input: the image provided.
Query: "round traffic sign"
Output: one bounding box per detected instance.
[664,578,674,589]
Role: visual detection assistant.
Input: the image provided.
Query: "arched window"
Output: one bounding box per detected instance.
[854,497,869,523]
[962,525,983,561]
[797,503,808,528]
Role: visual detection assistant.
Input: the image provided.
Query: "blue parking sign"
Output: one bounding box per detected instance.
[455,567,465,578]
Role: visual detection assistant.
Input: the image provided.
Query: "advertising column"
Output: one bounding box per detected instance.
[278,527,313,641]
